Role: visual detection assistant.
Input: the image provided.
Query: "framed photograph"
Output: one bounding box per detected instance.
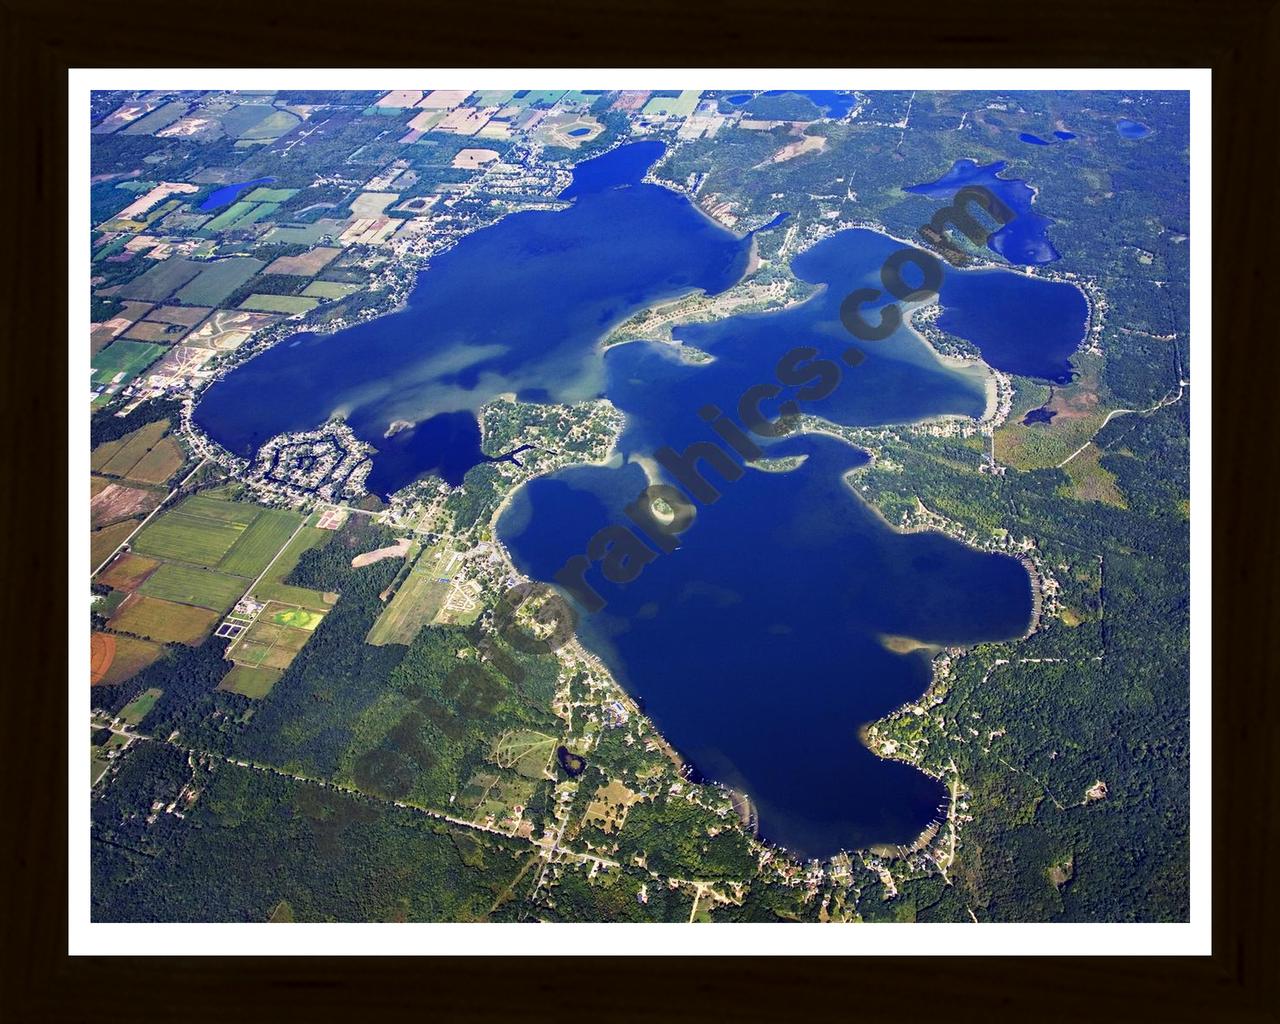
[5,1,1275,1016]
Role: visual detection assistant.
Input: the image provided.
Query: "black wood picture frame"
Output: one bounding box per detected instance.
[4,0,1276,1018]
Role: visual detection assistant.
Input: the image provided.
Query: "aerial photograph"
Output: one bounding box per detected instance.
[84,84,1191,926]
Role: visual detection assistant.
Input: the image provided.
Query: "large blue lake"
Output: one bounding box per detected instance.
[196,142,1083,857]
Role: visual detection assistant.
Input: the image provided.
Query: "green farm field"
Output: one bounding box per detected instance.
[120,687,163,725]
[92,419,169,475]
[138,563,246,613]
[179,495,262,526]
[243,187,299,204]
[366,571,447,646]
[302,280,360,300]
[132,510,245,567]
[173,257,265,306]
[228,602,324,670]
[116,256,201,302]
[201,202,255,232]
[216,508,301,577]
[217,664,283,699]
[238,294,319,315]
[91,341,165,386]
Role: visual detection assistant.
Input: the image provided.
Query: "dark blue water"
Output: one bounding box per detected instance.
[196,143,749,494]
[726,93,752,105]
[935,269,1088,383]
[199,177,276,212]
[906,159,1061,265]
[757,211,791,232]
[365,411,489,492]
[499,437,1031,856]
[1023,407,1056,425]
[1020,131,1076,146]
[1116,119,1152,139]
[761,90,856,118]
[558,140,667,200]
[567,127,591,137]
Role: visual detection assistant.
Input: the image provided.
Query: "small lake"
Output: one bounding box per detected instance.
[761,90,856,118]
[199,177,276,212]
[1116,119,1152,139]
[906,159,1061,265]
[1019,130,1077,146]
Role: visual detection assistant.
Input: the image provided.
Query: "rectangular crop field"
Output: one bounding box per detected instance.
[215,508,301,577]
[263,247,339,276]
[126,437,185,485]
[201,202,256,232]
[146,305,212,327]
[119,687,163,725]
[97,552,161,591]
[131,496,261,567]
[108,594,220,646]
[641,90,701,117]
[229,601,323,669]
[243,187,299,204]
[91,341,165,386]
[174,257,265,306]
[366,571,448,646]
[226,203,280,228]
[117,257,202,301]
[177,496,262,526]
[266,605,324,631]
[92,419,170,477]
[216,664,283,699]
[122,320,191,343]
[241,620,311,652]
[263,220,346,246]
[132,512,244,567]
[301,280,360,299]
[139,563,246,613]
[238,294,319,315]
